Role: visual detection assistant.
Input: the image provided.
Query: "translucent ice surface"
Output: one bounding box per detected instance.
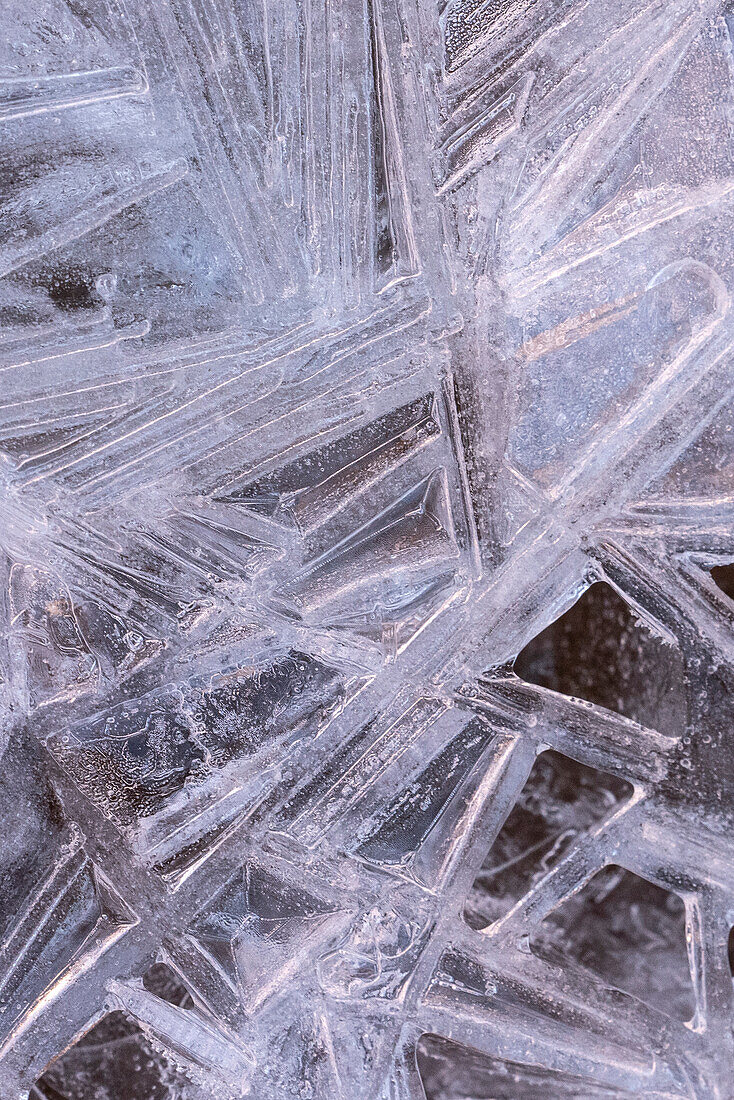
[1,0,734,1098]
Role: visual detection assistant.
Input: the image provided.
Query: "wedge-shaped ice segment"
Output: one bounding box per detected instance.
[0,844,135,1051]
[354,717,495,883]
[0,407,123,470]
[418,1033,639,1099]
[245,999,348,1100]
[216,394,440,532]
[442,0,526,73]
[276,696,447,844]
[68,504,279,629]
[315,1003,396,1100]
[643,392,734,505]
[187,649,349,767]
[424,945,665,1089]
[509,264,726,490]
[0,735,67,941]
[0,66,147,124]
[8,561,167,707]
[48,689,205,831]
[0,154,188,285]
[188,862,342,1012]
[9,564,98,709]
[438,73,535,193]
[276,469,460,625]
[0,734,136,1050]
[137,506,280,587]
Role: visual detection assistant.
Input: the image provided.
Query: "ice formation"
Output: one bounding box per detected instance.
[1,0,733,1098]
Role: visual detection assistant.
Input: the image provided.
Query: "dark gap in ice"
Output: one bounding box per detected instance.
[514,581,686,737]
[37,266,96,313]
[710,563,734,603]
[142,961,195,1009]
[31,1010,189,1100]
[464,750,632,931]
[531,865,695,1021]
[416,1032,630,1098]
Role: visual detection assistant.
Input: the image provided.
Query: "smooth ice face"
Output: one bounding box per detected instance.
[0,1,733,1098]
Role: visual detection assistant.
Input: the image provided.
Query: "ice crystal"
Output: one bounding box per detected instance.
[0,0,733,1098]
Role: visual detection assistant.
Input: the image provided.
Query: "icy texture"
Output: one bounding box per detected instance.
[1,0,733,1098]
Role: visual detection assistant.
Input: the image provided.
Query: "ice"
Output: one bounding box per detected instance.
[0,0,733,1098]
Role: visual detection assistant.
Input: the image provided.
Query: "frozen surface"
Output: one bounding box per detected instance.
[0,0,733,1097]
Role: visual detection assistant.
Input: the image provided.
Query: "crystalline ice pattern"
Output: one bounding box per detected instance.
[1,0,734,1098]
